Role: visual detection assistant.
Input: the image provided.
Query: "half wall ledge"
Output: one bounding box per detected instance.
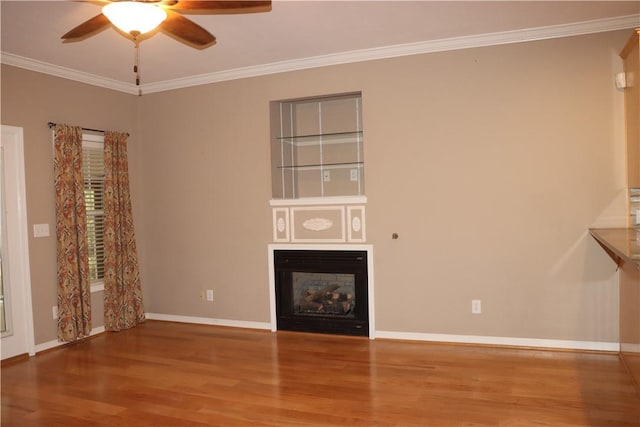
[589,228,640,270]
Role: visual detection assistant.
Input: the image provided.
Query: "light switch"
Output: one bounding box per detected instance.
[33,223,50,238]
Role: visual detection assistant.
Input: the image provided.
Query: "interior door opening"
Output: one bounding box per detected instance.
[0,125,34,359]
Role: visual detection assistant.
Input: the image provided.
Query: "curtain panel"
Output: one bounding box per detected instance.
[103,131,145,331]
[53,124,92,341]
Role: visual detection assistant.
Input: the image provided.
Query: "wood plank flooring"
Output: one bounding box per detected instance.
[2,320,640,426]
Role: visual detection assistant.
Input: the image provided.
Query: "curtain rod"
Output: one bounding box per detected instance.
[47,122,130,137]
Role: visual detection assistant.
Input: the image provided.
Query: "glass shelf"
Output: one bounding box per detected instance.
[278,131,363,146]
[270,92,364,199]
[278,162,364,171]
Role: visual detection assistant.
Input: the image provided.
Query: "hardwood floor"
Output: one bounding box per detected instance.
[2,320,639,426]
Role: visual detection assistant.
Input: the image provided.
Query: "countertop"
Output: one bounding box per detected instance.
[589,228,640,270]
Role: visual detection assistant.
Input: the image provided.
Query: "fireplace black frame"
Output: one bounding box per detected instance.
[274,250,369,337]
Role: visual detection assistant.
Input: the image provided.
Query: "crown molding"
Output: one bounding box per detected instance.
[2,14,638,95]
[144,14,639,93]
[0,52,138,94]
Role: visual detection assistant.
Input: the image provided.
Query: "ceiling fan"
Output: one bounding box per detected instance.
[62,0,272,48]
[61,0,271,90]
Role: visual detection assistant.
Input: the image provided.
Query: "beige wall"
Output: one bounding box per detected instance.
[1,29,630,346]
[1,66,138,343]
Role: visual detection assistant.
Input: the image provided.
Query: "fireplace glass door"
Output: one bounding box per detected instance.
[274,250,368,337]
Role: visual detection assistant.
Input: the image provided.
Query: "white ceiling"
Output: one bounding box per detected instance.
[2,1,639,94]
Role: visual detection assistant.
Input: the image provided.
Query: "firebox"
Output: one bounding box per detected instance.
[274,250,369,337]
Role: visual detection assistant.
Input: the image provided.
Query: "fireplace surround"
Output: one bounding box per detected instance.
[268,245,374,338]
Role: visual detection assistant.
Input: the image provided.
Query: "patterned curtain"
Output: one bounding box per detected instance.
[53,124,92,341]
[103,131,145,331]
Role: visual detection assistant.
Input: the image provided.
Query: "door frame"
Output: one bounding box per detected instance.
[1,125,35,359]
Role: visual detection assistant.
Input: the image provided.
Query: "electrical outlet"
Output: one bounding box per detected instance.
[206,289,214,302]
[471,299,482,314]
[52,306,58,320]
[323,170,331,182]
[350,169,358,182]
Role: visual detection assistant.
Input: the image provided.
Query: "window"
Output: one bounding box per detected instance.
[81,134,105,288]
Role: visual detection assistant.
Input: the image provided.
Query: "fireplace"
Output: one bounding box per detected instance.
[273,250,369,337]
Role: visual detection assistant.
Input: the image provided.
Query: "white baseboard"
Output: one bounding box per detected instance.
[34,326,106,354]
[145,313,271,331]
[145,313,619,352]
[31,321,620,354]
[374,330,620,352]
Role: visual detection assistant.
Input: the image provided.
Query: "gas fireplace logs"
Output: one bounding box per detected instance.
[297,284,354,315]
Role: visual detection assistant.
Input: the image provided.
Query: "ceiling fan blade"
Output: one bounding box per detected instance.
[61,13,111,41]
[168,1,271,14]
[160,10,216,48]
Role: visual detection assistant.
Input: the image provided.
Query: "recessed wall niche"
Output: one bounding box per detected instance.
[270,92,364,200]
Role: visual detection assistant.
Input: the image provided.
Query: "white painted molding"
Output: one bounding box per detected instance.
[90,282,105,293]
[272,207,290,242]
[291,206,345,242]
[33,326,106,355]
[270,196,367,207]
[302,217,334,232]
[374,330,620,352]
[31,320,621,354]
[1,126,36,358]
[2,14,637,94]
[137,14,640,94]
[147,309,617,352]
[0,52,138,95]
[145,313,271,330]
[269,243,375,252]
[347,205,366,243]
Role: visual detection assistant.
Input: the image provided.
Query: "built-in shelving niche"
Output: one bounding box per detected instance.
[270,92,364,200]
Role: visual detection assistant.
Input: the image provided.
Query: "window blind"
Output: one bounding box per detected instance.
[82,141,105,283]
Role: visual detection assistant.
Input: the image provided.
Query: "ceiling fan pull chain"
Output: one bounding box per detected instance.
[130,32,143,96]
[133,35,140,87]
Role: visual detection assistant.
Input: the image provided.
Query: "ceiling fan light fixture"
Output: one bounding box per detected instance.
[102,1,167,35]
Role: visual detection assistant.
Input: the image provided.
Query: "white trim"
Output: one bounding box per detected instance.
[0,126,36,358]
[13,126,35,356]
[30,322,621,354]
[142,312,620,352]
[145,313,271,330]
[0,53,137,95]
[374,330,620,352]
[290,206,345,243]
[267,243,375,339]
[90,282,104,293]
[347,205,366,243]
[2,14,638,94]
[142,14,640,93]
[268,248,277,332]
[272,208,290,242]
[33,326,105,354]
[270,196,367,207]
